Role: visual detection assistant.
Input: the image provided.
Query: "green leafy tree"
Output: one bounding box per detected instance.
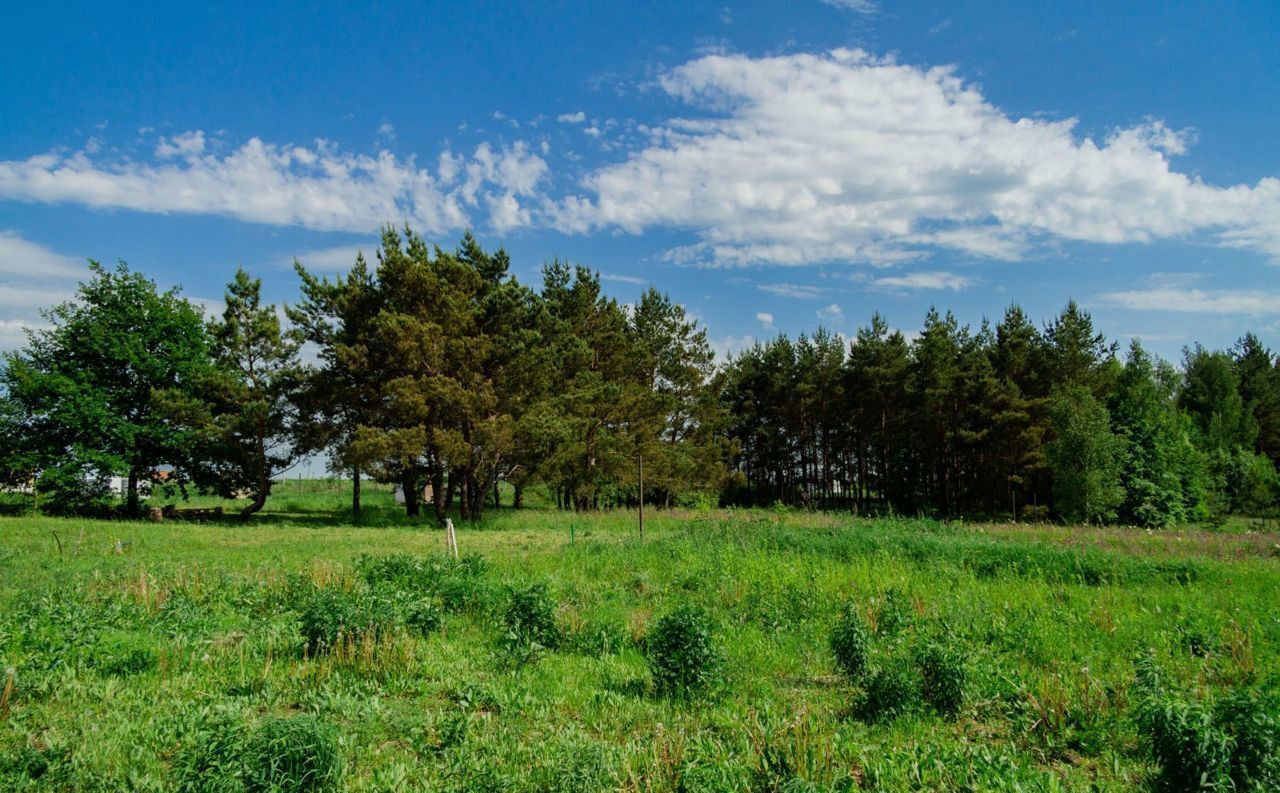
[0,261,210,514]
[159,268,304,520]
[1047,385,1126,524]
[1109,341,1203,527]
[1181,345,1257,452]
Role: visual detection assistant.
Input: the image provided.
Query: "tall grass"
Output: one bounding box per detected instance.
[0,501,1276,790]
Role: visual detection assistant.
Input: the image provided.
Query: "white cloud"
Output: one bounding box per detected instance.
[1095,287,1280,316]
[821,0,877,12]
[755,311,774,329]
[711,333,757,363]
[758,282,827,299]
[155,130,206,159]
[0,318,43,351]
[818,303,844,323]
[601,273,647,285]
[0,231,89,280]
[0,134,548,235]
[0,233,90,352]
[376,122,396,142]
[871,271,974,291]
[554,49,1280,266]
[557,111,586,124]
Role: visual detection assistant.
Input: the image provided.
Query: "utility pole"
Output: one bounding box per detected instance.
[638,453,644,540]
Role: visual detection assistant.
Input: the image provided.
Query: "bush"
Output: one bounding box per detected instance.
[1215,689,1280,790]
[916,640,966,717]
[297,588,394,654]
[497,583,561,665]
[403,597,443,636]
[857,665,918,722]
[828,601,871,681]
[297,589,362,654]
[173,711,249,793]
[1133,655,1280,792]
[243,716,342,793]
[647,604,723,698]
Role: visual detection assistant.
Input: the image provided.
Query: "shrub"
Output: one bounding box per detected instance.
[243,716,342,793]
[916,640,966,717]
[1215,689,1280,790]
[297,589,362,654]
[497,583,561,665]
[647,604,723,698]
[828,601,871,681]
[857,665,918,722]
[1131,655,1280,791]
[403,597,443,636]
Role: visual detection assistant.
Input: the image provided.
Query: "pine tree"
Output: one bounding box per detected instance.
[160,268,304,519]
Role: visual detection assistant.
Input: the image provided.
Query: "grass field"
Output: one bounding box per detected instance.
[1,485,1278,791]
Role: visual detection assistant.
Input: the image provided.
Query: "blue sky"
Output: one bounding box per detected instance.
[2,0,1278,361]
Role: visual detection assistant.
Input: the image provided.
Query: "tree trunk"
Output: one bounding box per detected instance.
[352,465,362,515]
[126,469,140,516]
[402,472,420,517]
[492,478,500,509]
[432,469,445,522]
[458,475,471,521]
[514,483,524,509]
[444,473,456,509]
[240,476,269,521]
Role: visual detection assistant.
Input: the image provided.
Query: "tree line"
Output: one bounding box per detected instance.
[1,227,1278,526]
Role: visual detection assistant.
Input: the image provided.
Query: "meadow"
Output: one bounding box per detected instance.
[1,484,1278,792]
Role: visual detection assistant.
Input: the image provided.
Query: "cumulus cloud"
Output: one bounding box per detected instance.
[756,311,774,329]
[817,303,843,323]
[557,111,586,124]
[871,271,974,291]
[0,134,548,235]
[554,49,1280,266]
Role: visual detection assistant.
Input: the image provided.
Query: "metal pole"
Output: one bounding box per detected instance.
[638,453,644,540]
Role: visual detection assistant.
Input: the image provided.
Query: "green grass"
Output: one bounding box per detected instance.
[1,490,1277,791]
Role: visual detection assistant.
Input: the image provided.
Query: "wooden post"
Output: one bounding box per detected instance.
[638,453,644,540]
[444,518,458,560]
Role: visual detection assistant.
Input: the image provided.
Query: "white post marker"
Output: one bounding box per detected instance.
[445,518,458,560]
